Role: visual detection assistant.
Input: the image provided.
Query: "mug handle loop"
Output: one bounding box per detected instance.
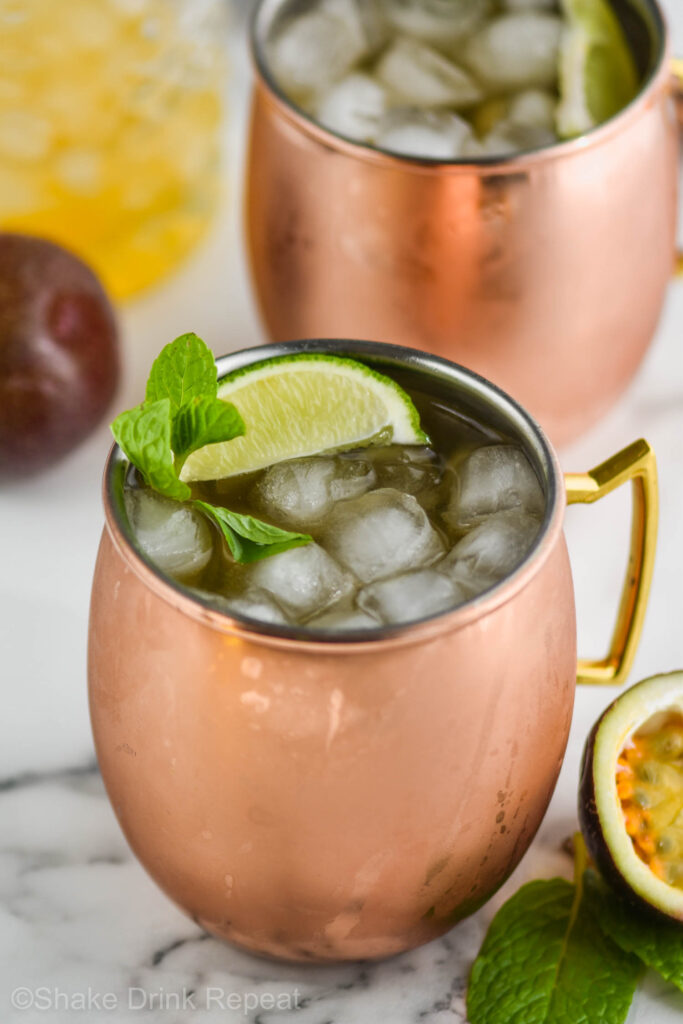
[565,440,658,687]
[671,59,683,276]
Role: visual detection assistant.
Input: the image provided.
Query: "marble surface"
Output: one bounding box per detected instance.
[3,3,683,1021]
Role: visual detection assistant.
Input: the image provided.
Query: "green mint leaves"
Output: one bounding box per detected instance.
[467,881,640,1024]
[116,331,245,482]
[145,331,218,411]
[112,333,312,565]
[467,837,681,1024]
[194,503,311,565]
[112,398,191,502]
[171,396,245,463]
[585,869,683,994]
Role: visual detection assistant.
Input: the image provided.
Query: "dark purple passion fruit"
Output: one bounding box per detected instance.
[0,232,120,478]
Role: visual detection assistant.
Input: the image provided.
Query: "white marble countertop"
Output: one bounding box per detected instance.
[3,4,683,1022]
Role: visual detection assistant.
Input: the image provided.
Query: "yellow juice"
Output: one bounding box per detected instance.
[0,0,226,298]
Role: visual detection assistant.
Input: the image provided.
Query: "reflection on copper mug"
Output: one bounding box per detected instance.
[88,341,658,963]
[245,0,680,446]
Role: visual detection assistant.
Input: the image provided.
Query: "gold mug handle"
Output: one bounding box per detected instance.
[565,440,658,687]
[671,58,683,276]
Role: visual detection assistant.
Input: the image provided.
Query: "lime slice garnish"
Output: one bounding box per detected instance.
[179,353,428,482]
[556,0,639,139]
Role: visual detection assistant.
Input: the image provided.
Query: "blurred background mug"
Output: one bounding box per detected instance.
[246,0,682,446]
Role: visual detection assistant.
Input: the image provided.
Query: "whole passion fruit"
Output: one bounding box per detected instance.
[0,233,119,478]
[580,672,683,923]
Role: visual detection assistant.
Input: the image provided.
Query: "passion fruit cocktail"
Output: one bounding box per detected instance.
[93,335,659,961]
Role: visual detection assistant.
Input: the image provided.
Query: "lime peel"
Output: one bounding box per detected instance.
[180,353,428,483]
[557,0,639,139]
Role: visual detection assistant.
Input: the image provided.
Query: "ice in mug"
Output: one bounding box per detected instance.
[263,0,637,159]
[123,386,546,631]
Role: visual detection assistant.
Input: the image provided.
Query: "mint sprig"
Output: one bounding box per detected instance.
[467,839,640,1024]
[467,835,683,1024]
[112,333,312,565]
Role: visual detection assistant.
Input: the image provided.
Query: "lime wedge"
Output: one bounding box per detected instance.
[179,353,428,482]
[556,0,638,139]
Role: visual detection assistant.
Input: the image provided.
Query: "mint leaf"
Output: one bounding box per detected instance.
[113,332,311,568]
[145,332,217,412]
[171,397,245,462]
[194,501,312,565]
[112,400,191,502]
[467,873,641,1024]
[586,869,683,993]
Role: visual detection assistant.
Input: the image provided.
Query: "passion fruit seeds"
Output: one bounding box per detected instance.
[580,672,683,923]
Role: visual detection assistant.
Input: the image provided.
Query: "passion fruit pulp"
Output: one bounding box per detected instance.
[579,672,683,923]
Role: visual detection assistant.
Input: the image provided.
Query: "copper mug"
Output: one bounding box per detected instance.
[246,0,682,446]
[88,340,658,963]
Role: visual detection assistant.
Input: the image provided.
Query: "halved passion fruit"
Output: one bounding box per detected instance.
[580,672,683,923]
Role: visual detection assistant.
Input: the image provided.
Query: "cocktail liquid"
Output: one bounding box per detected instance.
[123,388,546,631]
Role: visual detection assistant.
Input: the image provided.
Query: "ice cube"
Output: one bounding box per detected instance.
[324,488,445,583]
[55,148,103,194]
[224,589,290,626]
[480,122,558,156]
[446,445,545,528]
[381,0,489,46]
[248,543,355,620]
[267,3,375,100]
[330,457,378,502]
[464,13,562,92]
[316,73,388,142]
[461,135,488,159]
[125,490,213,580]
[508,89,557,129]
[358,569,466,624]
[0,165,44,216]
[375,108,475,159]
[254,456,376,526]
[60,1,116,49]
[477,88,558,154]
[375,37,482,109]
[0,110,52,161]
[322,0,389,53]
[374,447,443,505]
[307,602,379,631]
[440,511,541,595]
[254,458,336,526]
[190,587,290,626]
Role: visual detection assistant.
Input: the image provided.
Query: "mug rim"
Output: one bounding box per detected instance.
[249,0,670,172]
[103,340,567,651]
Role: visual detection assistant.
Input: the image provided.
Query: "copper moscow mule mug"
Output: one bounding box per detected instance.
[246,0,682,446]
[89,340,658,963]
